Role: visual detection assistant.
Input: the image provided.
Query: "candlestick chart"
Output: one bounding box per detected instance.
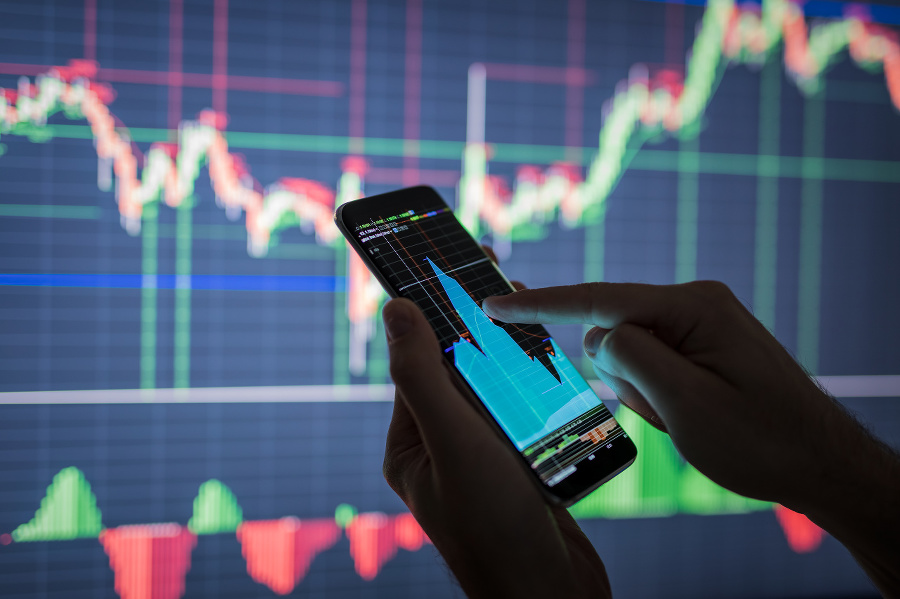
[1,0,898,597]
[2,0,899,385]
[6,467,429,598]
[2,412,825,599]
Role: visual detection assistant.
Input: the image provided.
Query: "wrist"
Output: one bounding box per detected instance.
[785,400,900,595]
[788,400,898,520]
[420,506,597,599]
[434,537,580,599]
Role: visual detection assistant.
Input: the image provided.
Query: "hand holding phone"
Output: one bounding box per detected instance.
[380,297,613,599]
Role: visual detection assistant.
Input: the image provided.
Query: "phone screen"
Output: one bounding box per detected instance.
[338,187,635,501]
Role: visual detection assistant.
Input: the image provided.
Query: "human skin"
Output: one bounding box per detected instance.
[381,256,900,596]
[483,281,900,597]
[382,296,612,598]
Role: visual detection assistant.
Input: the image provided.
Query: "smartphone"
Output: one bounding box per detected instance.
[335,186,636,506]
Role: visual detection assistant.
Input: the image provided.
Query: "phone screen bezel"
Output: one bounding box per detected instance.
[335,185,636,506]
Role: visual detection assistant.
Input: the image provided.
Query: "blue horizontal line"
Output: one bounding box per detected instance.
[0,273,347,292]
[638,0,900,25]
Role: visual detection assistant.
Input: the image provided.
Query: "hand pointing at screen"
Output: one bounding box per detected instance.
[482,281,900,597]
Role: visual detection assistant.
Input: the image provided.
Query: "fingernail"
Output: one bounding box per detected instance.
[583,327,607,358]
[481,296,500,317]
[383,301,412,341]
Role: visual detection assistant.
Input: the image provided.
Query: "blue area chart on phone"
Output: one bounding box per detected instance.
[428,258,601,449]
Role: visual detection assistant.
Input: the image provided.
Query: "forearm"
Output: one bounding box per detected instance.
[422,504,609,599]
[793,405,900,597]
[431,532,580,599]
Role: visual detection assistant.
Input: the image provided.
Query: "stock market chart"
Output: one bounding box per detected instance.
[1,0,899,597]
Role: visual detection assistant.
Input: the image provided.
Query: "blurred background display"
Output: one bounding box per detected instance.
[1,0,898,597]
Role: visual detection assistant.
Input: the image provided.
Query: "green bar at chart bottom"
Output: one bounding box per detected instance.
[12,467,103,541]
[569,408,768,519]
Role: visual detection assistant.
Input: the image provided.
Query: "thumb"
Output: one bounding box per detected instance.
[383,298,484,456]
[596,323,710,426]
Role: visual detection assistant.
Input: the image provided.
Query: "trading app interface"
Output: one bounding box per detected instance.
[348,198,630,487]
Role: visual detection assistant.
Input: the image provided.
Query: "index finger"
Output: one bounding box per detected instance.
[481,282,680,330]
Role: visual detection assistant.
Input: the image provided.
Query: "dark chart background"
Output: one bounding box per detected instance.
[1,0,899,597]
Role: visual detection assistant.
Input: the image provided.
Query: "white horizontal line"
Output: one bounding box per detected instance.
[0,376,896,405]
[396,257,491,292]
[0,384,396,404]
[815,375,900,398]
[592,376,900,401]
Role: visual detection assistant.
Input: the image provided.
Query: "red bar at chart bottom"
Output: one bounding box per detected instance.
[346,512,429,580]
[99,523,197,599]
[774,505,825,553]
[237,517,341,595]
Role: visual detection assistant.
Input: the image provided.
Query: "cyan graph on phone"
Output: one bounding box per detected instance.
[428,257,601,449]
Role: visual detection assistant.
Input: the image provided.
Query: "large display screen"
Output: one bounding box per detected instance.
[1,0,898,597]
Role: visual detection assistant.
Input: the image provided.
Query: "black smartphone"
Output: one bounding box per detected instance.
[335,186,636,506]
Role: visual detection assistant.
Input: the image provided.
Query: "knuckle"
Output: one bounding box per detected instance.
[388,345,419,386]
[382,452,408,500]
[690,279,734,302]
[684,280,742,319]
[388,351,408,384]
[600,325,631,358]
[583,282,604,322]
